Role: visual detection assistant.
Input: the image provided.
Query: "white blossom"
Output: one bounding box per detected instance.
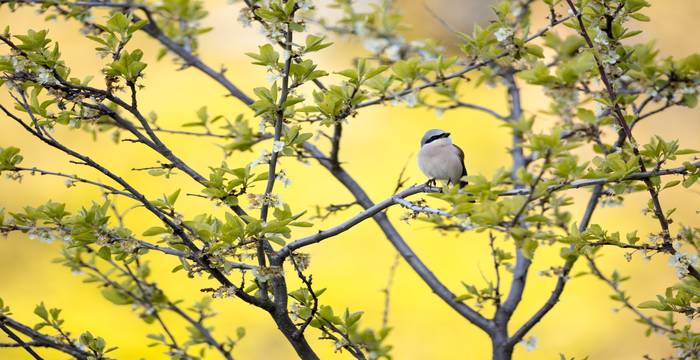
[252,265,282,283]
[681,85,697,94]
[11,57,26,72]
[521,335,538,352]
[363,38,389,54]
[390,92,401,107]
[594,102,606,117]
[36,68,55,85]
[668,250,699,279]
[353,21,369,36]
[402,91,418,107]
[494,27,513,43]
[410,40,425,48]
[457,220,477,231]
[672,241,683,252]
[334,338,349,351]
[266,71,282,84]
[603,51,620,65]
[79,26,92,36]
[619,74,633,83]
[418,49,438,61]
[594,29,609,46]
[276,170,292,188]
[297,0,313,11]
[290,302,299,321]
[212,286,238,299]
[4,80,17,91]
[237,8,252,28]
[272,140,285,153]
[270,193,283,208]
[250,150,270,168]
[435,108,445,118]
[385,44,402,61]
[511,5,525,18]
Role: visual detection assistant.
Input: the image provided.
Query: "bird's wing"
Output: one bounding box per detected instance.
[452,144,468,177]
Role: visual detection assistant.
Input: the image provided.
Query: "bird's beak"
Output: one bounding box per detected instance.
[445,132,451,137]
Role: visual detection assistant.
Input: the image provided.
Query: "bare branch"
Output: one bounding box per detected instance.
[381,253,401,329]
[424,100,509,121]
[275,185,439,259]
[586,256,673,333]
[10,166,135,199]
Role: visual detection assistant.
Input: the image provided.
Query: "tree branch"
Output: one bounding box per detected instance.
[0,316,91,359]
[301,143,495,333]
[1,96,266,310]
[565,0,700,283]
[0,321,43,360]
[355,13,575,109]
[586,256,673,333]
[3,0,254,104]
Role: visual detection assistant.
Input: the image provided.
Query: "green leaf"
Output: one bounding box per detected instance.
[630,13,650,22]
[525,44,544,58]
[142,227,169,236]
[106,49,147,81]
[167,189,181,205]
[246,44,279,67]
[97,246,111,260]
[304,35,332,53]
[638,300,666,311]
[454,294,474,301]
[0,146,23,171]
[33,303,49,321]
[290,221,313,227]
[106,12,130,33]
[101,287,133,305]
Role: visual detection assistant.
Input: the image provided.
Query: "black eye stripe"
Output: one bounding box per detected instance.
[425,133,449,144]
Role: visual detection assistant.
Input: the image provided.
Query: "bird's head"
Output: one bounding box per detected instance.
[420,129,452,147]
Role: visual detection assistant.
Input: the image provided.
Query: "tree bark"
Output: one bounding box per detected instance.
[491,316,514,360]
[492,343,514,360]
[272,312,320,360]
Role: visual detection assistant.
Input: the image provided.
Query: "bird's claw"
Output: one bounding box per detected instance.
[425,178,437,188]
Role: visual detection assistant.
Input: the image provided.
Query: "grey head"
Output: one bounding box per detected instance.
[420,129,451,147]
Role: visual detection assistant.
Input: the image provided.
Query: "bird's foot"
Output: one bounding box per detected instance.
[425,178,437,188]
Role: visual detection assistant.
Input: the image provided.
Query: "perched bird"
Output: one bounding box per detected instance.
[417,129,468,188]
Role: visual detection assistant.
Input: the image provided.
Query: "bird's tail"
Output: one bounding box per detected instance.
[459,167,468,188]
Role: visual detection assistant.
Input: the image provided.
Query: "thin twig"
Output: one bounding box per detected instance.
[586,256,672,333]
[381,253,400,328]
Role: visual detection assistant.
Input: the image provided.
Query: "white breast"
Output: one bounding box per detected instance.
[418,140,463,183]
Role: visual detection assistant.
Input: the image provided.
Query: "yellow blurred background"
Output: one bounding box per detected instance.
[1,1,700,359]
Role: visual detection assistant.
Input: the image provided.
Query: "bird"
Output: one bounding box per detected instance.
[417,129,468,188]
